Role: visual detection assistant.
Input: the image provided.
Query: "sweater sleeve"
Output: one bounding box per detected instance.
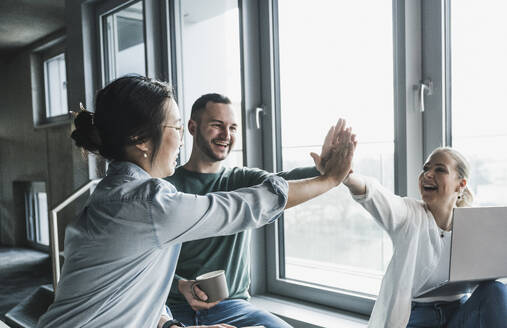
[275,166,321,180]
[151,176,288,246]
[243,166,320,186]
[351,176,410,235]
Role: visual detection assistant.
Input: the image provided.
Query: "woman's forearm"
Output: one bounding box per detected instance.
[343,174,367,195]
[286,175,338,209]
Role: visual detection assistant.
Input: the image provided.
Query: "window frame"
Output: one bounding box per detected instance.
[421,0,447,157]
[261,0,425,315]
[14,181,50,252]
[43,52,68,119]
[31,34,71,128]
[78,0,452,318]
[97,0,148,85]
[25,182,50,250]
[81,0,165,178]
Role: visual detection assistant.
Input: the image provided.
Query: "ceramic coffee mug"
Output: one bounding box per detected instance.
[191,270,229,302]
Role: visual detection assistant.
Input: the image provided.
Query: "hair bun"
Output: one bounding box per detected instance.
[71,110,102,152]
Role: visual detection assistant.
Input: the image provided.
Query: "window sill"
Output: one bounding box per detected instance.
[250,294,369,328]
[34,117,72,129]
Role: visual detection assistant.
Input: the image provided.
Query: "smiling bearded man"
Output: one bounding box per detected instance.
[162,93,339,328]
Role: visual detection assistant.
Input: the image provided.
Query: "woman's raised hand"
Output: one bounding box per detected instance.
[310,118,347,174]
[321,120,356,186]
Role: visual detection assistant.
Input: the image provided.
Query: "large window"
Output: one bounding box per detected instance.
[449,0,507,206]
[101,1,146,83]
[276,0,394,297]
[83,0,505,318]
[178,0,243,167]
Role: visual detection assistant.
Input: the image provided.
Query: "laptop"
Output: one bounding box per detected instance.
[417,206,507,298]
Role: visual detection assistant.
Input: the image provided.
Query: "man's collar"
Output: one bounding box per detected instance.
[182,159,223,174]
[181,162,224,175]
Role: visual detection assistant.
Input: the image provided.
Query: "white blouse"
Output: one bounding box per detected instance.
[413,230,466,303]
[352,177,445,328]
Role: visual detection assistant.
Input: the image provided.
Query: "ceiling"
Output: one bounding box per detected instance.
[0,0,65,57]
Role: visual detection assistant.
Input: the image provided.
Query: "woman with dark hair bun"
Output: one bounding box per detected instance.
[37,75,357,328]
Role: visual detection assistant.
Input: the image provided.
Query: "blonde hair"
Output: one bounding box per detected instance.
[428,147,474,207]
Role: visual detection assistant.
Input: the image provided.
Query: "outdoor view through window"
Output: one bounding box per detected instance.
[104,1,145,82]
[451,0,507,207]
[180,0,243,166]
[44,53,68,118]
[278,0,394,296]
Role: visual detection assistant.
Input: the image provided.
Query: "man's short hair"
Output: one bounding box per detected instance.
[190,93,231,121]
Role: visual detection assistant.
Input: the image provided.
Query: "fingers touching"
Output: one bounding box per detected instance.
[332,118,346,146]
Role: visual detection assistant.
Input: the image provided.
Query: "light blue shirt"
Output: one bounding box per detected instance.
[37,161,288,328]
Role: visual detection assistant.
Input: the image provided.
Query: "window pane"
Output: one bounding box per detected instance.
[278,0,394,295]
[25,192,35,243]
[44,53,68,117]
[180,0,243,167]
[104,1,145,82]
[36,192,49,246]
[450,0,507,206]
[24,183,49,247]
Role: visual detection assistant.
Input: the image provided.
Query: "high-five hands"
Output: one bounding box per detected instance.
[311,118,356,186]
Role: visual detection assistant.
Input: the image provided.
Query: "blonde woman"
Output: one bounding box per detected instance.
[344,147,507,327]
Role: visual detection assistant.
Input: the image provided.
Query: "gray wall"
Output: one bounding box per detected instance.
[0,51,48,245]
[0,45,88,247]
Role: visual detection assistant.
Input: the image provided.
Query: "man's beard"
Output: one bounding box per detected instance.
[195,128,231,162]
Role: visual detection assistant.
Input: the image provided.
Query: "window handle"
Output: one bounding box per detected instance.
[255,106,264,129]
[418,80,433,112]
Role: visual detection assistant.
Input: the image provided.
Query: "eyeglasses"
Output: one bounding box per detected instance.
[163,124,185,140]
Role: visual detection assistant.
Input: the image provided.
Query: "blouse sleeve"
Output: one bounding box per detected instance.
[351,176,410,235]
[150,175,288,246]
